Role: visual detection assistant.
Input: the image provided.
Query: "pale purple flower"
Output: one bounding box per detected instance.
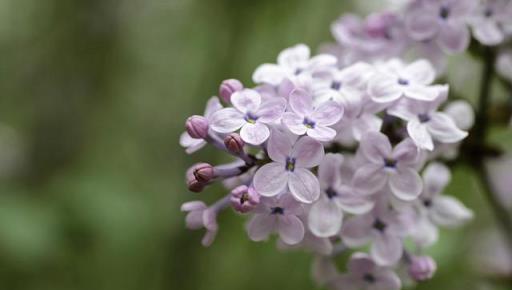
[331,253,401,290]
[368,59,439,103]
[282,89,343,142]
[246,194,305,245]
[180,96,222,154]
[253,131,324,203]
[313,62,374,119]
[341,200,408,266]
[443,99,475,131]
[181,201,219,247]
[331,12,407,64]
[411,162,473,246]
[405,0,478,53]
[388,86,468,150]
[497,50,512,82]
[230,185,260,213]
[352,132,423,201]
[308,153,374,238]
[210,89,286,145]
[278,230,334,255]
[408,255,437,281]
[252,44,337,86]
[469,0,512,46]
[419,162,473,227]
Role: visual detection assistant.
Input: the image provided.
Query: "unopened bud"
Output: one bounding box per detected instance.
[192,163,215,183]
[224,133,245,154]
[219,79,243,103]
[186,170,205,193]
[408,255,437,282]
[186,115,209,139]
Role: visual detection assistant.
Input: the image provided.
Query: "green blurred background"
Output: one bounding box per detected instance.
[0,0,510,289]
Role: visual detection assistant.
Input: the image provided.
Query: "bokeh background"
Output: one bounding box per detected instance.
[0,0,511,289]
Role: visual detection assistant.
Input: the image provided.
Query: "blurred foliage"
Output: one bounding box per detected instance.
[0,0,510,290]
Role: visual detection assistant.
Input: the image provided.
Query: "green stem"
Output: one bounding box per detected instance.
[471,46,512,252]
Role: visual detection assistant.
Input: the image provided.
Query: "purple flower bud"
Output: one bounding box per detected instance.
[185,115,209,139]
[224,133,245,154]
[192,163,215,183]
[230,185,260,213]
[219,79,243,103]
[186,173,205,193]
[408,255,437,282]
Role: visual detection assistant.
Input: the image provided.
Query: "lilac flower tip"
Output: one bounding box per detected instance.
[408,255,437,282]
[192,163,215,183]
[224,133,245,154]
[219,79,244,103]
[185,115,209,139]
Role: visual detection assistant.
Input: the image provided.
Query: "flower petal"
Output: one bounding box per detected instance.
[427,112,468,143]
[253,162,288,197]
[311,101,343,126]
[277,214,305,245]
[371,233,403,266]
[307,126,337,142]
[252,63,287,85]
[437,21,470,53]
[392,137,420,165]
[341,214,374,247]
[247,214,276,241]
[318,153,343,188]
[278,44,310,69]
[204,96,223,117]
[374,270,401,290]
[179,132,206,154]
[407,119,434,151]
[291,136,325,168]
[405,8,439,40]
[282,112,308,136]
[430,195,473,227]
[308,196,343,237]
[347,252,375,275]
[289,88,314,116]
[359,132,392,163]
[422,162,451,197]
[257,97,287,123]
[352,164,388,195]
[389,166,423,201]
[230,89,261,114]
[368,74,403,103]
[403,84,439,101]
[240,122,270,145]
[267,128,295,163]
[288,168,321,203]
[209,108,245,133]
[404,59,435,85]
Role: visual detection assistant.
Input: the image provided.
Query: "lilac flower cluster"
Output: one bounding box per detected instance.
[179,0,512,288]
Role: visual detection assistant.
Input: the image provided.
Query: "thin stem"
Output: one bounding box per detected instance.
[471,46,512,251]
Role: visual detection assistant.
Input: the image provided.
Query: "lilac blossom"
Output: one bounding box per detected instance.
[332,253,401,290]
[352,132,423,201]
[252,44,337,86]
[210,89,286,145]
[282,88,344,141]
[405,0,477,53]
[246,194,305,245]
[308,153,374,238]
[342,199,409,266]
[180,96,222,154]
[368,59,439,104]
[253,131,323,203]
[388,86,468,150]
[469,0,512,46]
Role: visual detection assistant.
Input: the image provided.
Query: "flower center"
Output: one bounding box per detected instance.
[244,112,259,124]
[303,117,316,129]
[285,157,296,172]
[439,6,450,19]
[240,193,250,204]
[363,273,376,283]
[397,78,409,86]
[271,207,285,215]
[326,187,338,199]
[418,113,431,123]
[384,158,397,168]
[294,68,303,75]
[373,218,387,232]
[484,7,493,17]
[423,199,432,207]
[331,81,342,91]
